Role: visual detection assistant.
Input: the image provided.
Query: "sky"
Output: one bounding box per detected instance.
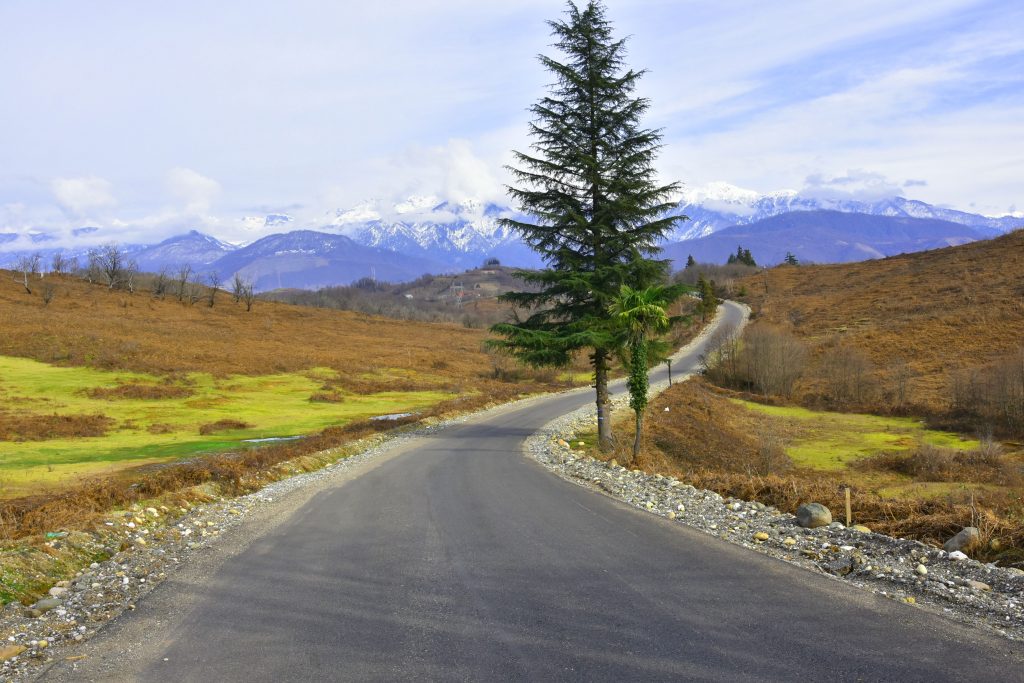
[1,0,1022,247]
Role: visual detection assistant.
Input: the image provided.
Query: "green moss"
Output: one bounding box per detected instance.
[730,398,978,471]
[0,355,451,495]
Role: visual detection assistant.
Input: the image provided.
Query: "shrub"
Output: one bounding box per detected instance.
[198,419,252,435]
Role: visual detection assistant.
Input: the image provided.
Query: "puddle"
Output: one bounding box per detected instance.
[242,436,303,444]
[369,412,416,422]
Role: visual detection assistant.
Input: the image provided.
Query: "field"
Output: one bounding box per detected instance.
[0,270,585,507]
[0,355,449,497]
[735,400,978,471]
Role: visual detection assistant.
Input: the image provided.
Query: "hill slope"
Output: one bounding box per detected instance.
[741,228,1024,412]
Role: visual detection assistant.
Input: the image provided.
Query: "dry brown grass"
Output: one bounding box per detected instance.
[198,419,252,435]
[739,229,1024,416]
[599,379,1024,565]
[859,441,1020,486]
[0,411,114,441]
[86,383,194,400]
[0,270,514,383]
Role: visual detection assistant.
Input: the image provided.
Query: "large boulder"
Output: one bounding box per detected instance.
[943,527,981,553]
[796,503,832,529]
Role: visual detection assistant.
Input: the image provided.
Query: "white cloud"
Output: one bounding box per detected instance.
[166,167,220,214]
[51,176,116,216]
[800,170,903,203]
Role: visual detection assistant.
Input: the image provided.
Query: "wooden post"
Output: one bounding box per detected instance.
[666,359,672,386]
[845,487,852,527]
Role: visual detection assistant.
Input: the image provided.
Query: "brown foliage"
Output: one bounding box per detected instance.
[615,379,1024,565]
[198,419,252,435]
[861,441,1021,486]
[703,325,808,399]
[0,411,114,441]
[86,383,193,400]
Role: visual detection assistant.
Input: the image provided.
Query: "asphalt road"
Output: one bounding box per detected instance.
[44,302,1024,681]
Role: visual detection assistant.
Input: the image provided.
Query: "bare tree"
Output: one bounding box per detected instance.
[175,264,193,303]
[84,249,103,283]
[13,254,40,293]
[821,344,875,409]
[206,271,222,307]
[96,243,127,289]
[150,268,170,298]
[951,347,1024,437]
[231,272,246,303]
[51,251,77,275]
[241,282,256,312]
[890,360,913,413]
[42,282,56,305]
[125,259,141,293]
[742,326,807,398]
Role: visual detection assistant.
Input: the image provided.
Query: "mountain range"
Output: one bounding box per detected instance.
[1,185,1020,289]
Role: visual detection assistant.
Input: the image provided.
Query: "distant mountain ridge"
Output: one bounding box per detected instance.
[665,183,1019,241]
[1,186,1021,288]
[209,230,445,291]
[662,210,998,266]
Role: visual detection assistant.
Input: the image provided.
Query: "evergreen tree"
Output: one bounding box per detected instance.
[490,1,685,450]
[697,275,718,322]
[726,245,756,267]
[685,254,696,269]
[784,251,799,266]
[611,283,682,463]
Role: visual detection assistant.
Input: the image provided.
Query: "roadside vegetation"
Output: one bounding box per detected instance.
[582,231,1024,566]
[0,267,590,542]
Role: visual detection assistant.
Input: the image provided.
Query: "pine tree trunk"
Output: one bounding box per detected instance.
[632,410,643,463]
[594,348,613,451]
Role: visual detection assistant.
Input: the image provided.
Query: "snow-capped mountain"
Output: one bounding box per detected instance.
[3,185,1020,287]
[324,197,541,267]
[666,183,1019,241]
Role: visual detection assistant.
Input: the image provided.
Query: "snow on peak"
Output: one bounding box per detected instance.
[394,195,441,215]
[332,201,382,225]
[680,181,762,206]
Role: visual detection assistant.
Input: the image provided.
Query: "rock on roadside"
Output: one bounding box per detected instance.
[796,503,832,529]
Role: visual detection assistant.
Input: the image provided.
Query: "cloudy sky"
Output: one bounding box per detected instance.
[1,0,1021,247]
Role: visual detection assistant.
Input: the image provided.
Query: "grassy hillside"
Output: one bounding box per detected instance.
[739,229,1024,422]
[597,232,1024,565]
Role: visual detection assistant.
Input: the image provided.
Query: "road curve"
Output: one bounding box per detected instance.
[44,302,1023,682]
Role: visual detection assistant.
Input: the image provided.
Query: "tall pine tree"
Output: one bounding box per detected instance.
[491,1,685,450]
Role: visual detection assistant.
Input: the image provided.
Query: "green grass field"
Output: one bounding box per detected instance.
[0,356,450,496]
[733,399,979,470]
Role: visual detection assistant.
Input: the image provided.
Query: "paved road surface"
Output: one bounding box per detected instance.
[45,302,1023,681]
